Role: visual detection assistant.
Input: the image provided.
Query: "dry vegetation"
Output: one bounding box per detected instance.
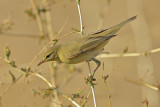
[0,0,160,107]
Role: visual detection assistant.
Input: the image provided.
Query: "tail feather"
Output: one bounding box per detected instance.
[90,16,137,37]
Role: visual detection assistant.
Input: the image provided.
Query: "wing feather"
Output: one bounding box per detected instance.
[68,36,107,58]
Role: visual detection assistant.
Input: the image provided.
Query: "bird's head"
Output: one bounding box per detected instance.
[38,45,60,66]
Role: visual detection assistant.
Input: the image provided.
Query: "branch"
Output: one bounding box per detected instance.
[87,62,97,107]
[0,74,23,100]
[0,33,38,38]
[43,0,54,40]
[30,0,45,37]
[30,72,53,87]
[102,63,111,107]
[62,94,81,107]
[3,53,80,107]
[75,0,97,106]
[97,48,160,58]
[76,0,83,35]
[125,78,159,91]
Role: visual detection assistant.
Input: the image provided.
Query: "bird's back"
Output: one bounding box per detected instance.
[57,16,137,64]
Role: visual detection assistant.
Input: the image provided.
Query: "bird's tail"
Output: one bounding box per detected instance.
[90,16,137,37]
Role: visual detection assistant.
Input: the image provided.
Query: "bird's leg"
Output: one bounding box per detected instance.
[91,58,101,77]
[85,59,101,85]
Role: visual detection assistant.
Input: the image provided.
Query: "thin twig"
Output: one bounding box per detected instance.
[3,57,80,106]
[43,0,61,106]
[103,78,111,107]
[31,0,45,37]
[125,78,159,91]
[0,74,23,97]
[81,91,90,107]
[63,94,81,107]
[87,62,97,107]
[0,74,23,107]
[49,63,62,107]
[142,98,149,107]
[102,63,111,107]
[0,98,2,107]
[29,70,80,107]
[31,0,61,106]
[0,33,38,38]
[43,0,54,40]
[57,31,76,40]
[76,0,83,35]
[97,48,160,58]
[75,0,97,106]
[56,18,69,36]
[30,72,53,87]
[26,47,46,70]
[3,56,53,88]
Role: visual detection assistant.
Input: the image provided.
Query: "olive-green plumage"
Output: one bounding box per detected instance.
[38,16,136,72]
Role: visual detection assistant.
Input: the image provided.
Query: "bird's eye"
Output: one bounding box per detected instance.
[46,54,50,58]
[45,51,54,59]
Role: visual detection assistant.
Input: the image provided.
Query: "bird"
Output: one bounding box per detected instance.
[38,16,136,76]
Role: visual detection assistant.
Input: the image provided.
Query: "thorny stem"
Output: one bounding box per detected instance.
[75,0,97,106]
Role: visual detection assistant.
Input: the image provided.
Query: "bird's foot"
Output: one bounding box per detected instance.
[85,74,96,86]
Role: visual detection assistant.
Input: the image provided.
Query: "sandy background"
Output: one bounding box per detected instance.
[0,0,160,107]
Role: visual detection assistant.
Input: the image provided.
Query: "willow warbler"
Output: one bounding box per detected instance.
[38,16,136,74]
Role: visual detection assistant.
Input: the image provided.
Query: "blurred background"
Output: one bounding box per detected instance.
[0,0,160,107]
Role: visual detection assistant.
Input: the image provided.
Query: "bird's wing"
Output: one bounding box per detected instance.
[64,16,137,59]
[68,36,110,59]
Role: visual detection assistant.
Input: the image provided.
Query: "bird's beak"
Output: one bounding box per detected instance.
[37,60,45,66]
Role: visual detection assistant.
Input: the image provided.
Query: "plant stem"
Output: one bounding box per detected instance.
[76,0,97,107]
[30,0,44,37]
[97,48,160,58]
[127,0,160,106]
[87,62,97,107]
[62,94,81,107]
[75,0,97,106]
[44,1,54,40]
[41,0,61,106]
[76,0,83,35]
